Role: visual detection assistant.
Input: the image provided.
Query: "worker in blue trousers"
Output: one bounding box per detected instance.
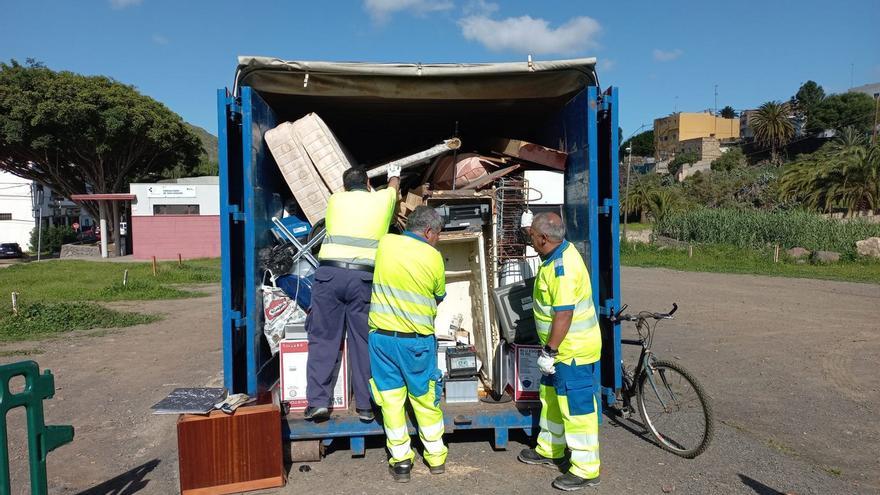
[304,165,400,421]
[518,212,602,491]
[368,206,447,482]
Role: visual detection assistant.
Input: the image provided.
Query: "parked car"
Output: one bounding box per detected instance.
[0,243,24,258]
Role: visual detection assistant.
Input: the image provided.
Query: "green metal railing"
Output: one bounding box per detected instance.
[0,361,74,495]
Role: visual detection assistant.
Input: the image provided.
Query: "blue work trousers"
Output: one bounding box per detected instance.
[306,265,372,410]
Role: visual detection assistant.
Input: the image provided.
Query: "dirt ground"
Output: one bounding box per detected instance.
[1,268,877,494]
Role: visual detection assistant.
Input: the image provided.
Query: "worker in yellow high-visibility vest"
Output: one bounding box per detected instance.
[304,166,400,422]
[518,211,602,491]
[368,206,447,482]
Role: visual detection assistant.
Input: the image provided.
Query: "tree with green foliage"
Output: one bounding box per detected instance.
[620,129,654,158]
[794,80,825,130]
[625,173,662,223]
[751,101,794,164]
[779,127,880,215]
[719,106,737,119]
[808,92,875,134]
[29,225,76,254]
[0,60,203,255]
[668,151,699,177]
[711,148,746,172]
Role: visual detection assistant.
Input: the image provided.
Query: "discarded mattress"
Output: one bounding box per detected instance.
[265,121,332,225]
[290,113,353,193]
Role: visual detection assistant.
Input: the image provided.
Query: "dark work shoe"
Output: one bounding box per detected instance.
[518,448,565,466]
[552,472,600,491]
[356,408,375,422]
[429,463,445,474]
[389,460,413,482]
[303,406,329,421]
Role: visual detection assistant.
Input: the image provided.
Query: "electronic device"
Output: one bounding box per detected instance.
[434,204,490,231]
[445,345,478,378]
[492,278,540,344]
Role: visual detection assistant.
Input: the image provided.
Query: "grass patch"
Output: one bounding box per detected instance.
[0,348,45,357]
[824,467,842,477]
[0,258,218,342]
[0,258,219,305]
[624,222,653,231]
[96,280,205,300]
[766,438,798,456]
[0,302,158,342]
[622,242,880,284]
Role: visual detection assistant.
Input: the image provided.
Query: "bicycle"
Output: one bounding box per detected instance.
[609,303,714,458]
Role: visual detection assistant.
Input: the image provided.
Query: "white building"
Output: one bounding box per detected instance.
[0,170,90,250]
[0,171,35,248]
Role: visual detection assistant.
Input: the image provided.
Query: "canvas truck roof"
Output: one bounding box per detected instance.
[234,57,599,101]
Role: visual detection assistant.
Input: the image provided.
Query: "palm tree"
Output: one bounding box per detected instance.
[751,101,795,164]
[779,129,880,215]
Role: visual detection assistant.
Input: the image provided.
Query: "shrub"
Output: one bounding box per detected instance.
[655,208,880,258]
[29,225,77,254]
[668,151,699,177]
[711,148,746,172]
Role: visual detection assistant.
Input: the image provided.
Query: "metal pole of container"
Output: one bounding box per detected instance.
[623,146,632,240]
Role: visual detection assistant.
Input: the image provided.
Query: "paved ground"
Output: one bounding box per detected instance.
[1,268,877,494]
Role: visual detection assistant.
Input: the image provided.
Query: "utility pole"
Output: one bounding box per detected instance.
[621,123,649,239]
[872,95,879,144]
[714,84,718,135]
[850,63,854,89]
[31,183,43,261]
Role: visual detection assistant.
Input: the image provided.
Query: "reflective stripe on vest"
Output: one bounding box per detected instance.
[368,234,445,335]
[318,188,396,264]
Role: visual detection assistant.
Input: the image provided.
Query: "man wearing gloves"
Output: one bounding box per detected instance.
[518,211,602,491]
[304,165,400,422]
[367,206,447,482]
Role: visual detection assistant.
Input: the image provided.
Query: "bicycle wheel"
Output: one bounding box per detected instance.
[636,359,714,458]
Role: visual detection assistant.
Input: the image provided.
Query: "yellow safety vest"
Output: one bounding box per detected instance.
[368,233,446,335]
[317,188,397,266]
[533,240,602,364]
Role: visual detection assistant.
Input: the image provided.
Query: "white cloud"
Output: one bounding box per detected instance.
[109,0,142,9]
[463,0,498,16]
[152,34,169,45]
[364,0,453,23]
[653,48,683,62]
[459,15,601,55]
[598,58,615,71]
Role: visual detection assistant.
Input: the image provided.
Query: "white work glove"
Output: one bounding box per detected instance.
[537,349,557,375]
[520,209,533,228]
[387,164,402,179]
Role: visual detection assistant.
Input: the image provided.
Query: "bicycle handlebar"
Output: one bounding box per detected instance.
[610,303,678,323]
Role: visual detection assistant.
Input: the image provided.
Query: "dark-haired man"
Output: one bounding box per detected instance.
[305,165,400,421]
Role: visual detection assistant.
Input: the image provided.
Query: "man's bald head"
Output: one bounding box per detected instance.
[531,212,566,243]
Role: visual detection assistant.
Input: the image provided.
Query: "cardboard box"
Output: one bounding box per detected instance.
[506,344,542,402]
[280,339,349,411]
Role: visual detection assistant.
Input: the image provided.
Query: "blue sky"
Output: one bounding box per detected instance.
[2,0,878,139]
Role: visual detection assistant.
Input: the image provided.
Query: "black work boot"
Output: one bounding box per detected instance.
[552,472,600,491]
[389,459,413,482]
[518,448,566,466]
[303,406,329,421]
[356,408,375,422]
[429,463,445,474]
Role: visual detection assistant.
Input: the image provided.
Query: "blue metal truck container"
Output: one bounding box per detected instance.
[217,57,620,453]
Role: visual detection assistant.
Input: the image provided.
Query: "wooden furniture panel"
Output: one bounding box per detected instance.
[177,404,284,495]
